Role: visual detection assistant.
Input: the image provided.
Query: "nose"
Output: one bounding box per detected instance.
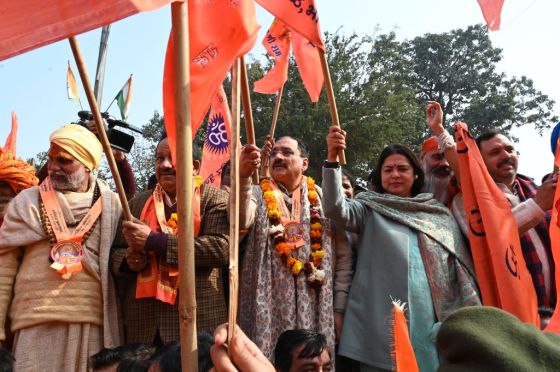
[439,157,449,167]
[160,156,173,168]
[390,168,400,177]
[48,160,60,172]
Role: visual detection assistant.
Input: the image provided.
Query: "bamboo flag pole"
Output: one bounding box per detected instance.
[68,36,132,221]
[318,49,346,164]
[227,58,242,350]
[239,56,259,185]
[260,86,283,179]
[170,2,198,371]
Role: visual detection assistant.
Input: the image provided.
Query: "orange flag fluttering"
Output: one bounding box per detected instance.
[0,0,176,61]
[254,19,291,94]
[163,0,259,162]
[200,85,232,187]
[476,0,505,31]
[455,122,539,326]
[292,31,324,103]
[4,112,18,153]
[544,142,560,333]
[391,301,419,372]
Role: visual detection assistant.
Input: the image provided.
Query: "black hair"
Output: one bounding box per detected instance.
[370,144,424,197]
[0,347,14,372]
[148,341,181,372]
[341,168,356,188]
[277,136,310,158]
[220,160,231,187]
[155,130,202,161]
[274,329,328,372]
[90,344,155,371]
[475,130,501,148]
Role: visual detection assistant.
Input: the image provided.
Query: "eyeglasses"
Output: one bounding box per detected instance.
[270,148,296,158]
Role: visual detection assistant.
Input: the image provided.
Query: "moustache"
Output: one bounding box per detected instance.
[272,160,286,168]
[159,170,176,176]
[432,165,452,176]
[498,158,515,168]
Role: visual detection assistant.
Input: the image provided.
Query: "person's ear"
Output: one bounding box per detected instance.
[193,160,201,175]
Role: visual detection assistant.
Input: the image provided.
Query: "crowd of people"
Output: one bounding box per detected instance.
[0,99,558,371]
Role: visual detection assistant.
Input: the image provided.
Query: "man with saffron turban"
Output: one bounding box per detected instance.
[0,124,122,371]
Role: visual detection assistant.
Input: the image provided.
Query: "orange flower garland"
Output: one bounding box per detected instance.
[260,177,326,285]
[165,175,203,235]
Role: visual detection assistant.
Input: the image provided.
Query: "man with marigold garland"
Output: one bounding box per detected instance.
[110,134,229,345]
[236,136,347,359]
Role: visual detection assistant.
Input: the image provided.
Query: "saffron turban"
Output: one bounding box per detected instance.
[50,124,102,170]
[0,149,38,194]
[421,136,438,156]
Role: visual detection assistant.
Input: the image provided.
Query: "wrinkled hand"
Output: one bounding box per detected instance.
[239,145,261,179]
[122,217,152,251]
[334,312,344,343]
[125,247,148,272]
[426,101,444,136]
[326,126,346,162]
[210,324,275,372]
[535,172,558,211]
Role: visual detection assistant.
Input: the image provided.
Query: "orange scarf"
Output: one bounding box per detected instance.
[135,181,201,305]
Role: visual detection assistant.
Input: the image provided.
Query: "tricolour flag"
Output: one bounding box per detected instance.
[455,121,539,326]
[163,0,259,163]
[477,0,505,31]
[115,74,133,120]
[254,19,291,94]
[391,301,419,372]
[200,85,231,187]
[66,61,79,102]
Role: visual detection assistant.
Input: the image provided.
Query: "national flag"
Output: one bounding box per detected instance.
[391,300,419,372]
[200,85,232,187]
[544,141,560,333]
[477,0,505,31]
[292,31,324,103]
[254,19,291,94]
[163,0,259,162]
[66,61,79,102]
[115,74,133,120]
[255,0,325,50]
[0,0,176,61]
[4,112,18,154]
[455,121,539,326]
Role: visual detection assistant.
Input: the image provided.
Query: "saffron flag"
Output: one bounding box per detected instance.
[115,74,133,120]
[292,31,324,103]
[200,85,232,187]
[544,142,560,333]
[254,19,291,94]
[255,0,324,50]
[455,122,539,326]
[4,112,18,154]
[163,0,259,162]
[391,301,419,372]
[477,0,505,31]
[67,61,80,102]
[0,0,178,61]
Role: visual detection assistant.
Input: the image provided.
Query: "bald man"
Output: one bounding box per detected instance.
[0,124,122,371]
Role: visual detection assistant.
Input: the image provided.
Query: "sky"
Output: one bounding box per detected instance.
[0,0,558,181]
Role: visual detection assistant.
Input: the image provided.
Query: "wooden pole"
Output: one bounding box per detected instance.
[171,3,198,371]
[260,86,283,179]
[318,48,346,164]
[227,59,241,350]
[68,36,132,221]
[239,56,259,185]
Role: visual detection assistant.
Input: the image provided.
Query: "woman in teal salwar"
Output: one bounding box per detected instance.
[322,126,481,372]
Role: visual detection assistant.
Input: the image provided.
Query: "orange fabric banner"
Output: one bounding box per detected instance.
[200,85,232,187]
[545,142,560,332]
[162,0,259,163]
[292,31,324,103]
[0,0,178,61]
[254,19,291,94]
[477,0,505,31]
[391,301,419,372]
[4,112,18,153]
[455,122,539,326]
[255,0,324,50]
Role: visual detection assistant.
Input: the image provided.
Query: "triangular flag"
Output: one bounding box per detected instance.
[455,121,539,326]
[292,31,324,103]
[391,300,419,372]
[477,0,505,31]
[66,61,79,102]
[115,74,133,120]
[4,112,18,154]
[254,19,291,94]
[163,0,259,163]
[200,85,232,187]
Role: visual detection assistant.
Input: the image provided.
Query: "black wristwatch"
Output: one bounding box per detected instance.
[323,160,340,169]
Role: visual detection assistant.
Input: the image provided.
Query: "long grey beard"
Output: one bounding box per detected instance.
[422,173,451,205]
[49,171,88,192]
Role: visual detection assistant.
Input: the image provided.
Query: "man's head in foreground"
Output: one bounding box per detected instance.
[274,329,331,372]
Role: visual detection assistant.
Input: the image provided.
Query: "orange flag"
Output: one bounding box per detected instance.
[391,301,419,372]
[254,19,291,94]
[477,0,505,31]
[163,0,259,162]
[292,31,324,103]
[544,142,560,333]
[4,112,18,154]
[200,85,232,187]
[255,0,324,50]
[455,122,539,326]
[0,0,176,61]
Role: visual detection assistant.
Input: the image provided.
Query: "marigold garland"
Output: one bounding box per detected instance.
[260,177,326,285]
